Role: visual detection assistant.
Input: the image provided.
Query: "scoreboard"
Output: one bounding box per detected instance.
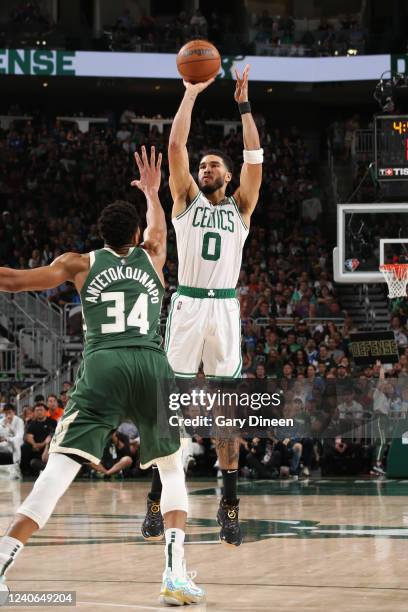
[375,115,408,181]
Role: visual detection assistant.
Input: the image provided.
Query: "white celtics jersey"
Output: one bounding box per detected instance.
[173,191,249,289]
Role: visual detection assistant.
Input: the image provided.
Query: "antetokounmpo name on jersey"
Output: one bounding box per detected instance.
[85,266,160,304]
[192,207,235,232]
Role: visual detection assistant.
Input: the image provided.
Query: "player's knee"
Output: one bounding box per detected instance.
[17,453,80,529]
[156,449,188,515]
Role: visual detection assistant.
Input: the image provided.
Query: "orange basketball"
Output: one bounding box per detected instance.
[176,40,221,83]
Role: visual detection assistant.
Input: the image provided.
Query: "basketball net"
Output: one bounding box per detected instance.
[380,264,408,299]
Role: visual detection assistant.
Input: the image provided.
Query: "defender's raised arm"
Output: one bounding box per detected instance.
[131,145,166,272]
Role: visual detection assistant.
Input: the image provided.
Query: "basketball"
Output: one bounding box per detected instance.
[176,39,221,83]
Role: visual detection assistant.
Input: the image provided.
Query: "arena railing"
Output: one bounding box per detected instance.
[15,358,79,415]
[63,307,345,339]
[0,294,63,373]
[252,317,345,331]
[0,345,17,378]
[18,327,63,376]
[14,292,64,337]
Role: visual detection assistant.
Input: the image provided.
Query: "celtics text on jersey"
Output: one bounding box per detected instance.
[173,192,249,289]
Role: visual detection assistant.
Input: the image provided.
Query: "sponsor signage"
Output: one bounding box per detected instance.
[378,167,408,177]
[0,49,392,82]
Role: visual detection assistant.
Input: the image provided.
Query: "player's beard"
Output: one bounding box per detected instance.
[199,176,224,195]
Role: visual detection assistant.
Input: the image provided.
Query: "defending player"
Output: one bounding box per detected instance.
[0,147,204,607]
[142,66,263,547]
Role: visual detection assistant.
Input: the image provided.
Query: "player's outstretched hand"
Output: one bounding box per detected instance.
[234,64,250,103]
[131,145,162,193]
[183,78,215,95]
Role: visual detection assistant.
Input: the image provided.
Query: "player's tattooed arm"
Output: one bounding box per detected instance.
[168,79,213,217]
[233,65,262,226]
[215,437,240,470]
[0,252,88,293]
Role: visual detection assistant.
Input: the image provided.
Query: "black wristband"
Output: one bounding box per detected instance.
[238,101,251,115]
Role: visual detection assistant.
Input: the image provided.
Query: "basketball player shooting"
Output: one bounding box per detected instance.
[142,65,263,547]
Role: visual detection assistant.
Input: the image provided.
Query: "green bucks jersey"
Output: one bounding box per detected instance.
[80,247,164,354]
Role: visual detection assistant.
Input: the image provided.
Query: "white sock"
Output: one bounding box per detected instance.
[0,536,23,578]
[164,528,185,579]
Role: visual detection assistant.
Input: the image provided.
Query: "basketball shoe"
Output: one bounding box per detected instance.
[159,561,205,606]
[217,497,242,546]
[141,495,164,540]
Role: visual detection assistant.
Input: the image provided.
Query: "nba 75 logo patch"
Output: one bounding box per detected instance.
[177,301,182,310]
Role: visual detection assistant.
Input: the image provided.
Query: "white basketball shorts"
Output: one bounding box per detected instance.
[165,294,242,378]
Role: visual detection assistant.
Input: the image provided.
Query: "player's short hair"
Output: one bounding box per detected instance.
[4,403,15,412]
[200,149,234,174]
[98,200,141,248]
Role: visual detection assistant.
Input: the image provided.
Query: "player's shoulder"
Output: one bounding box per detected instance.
[173,189,202,221]
[53,251,90,274]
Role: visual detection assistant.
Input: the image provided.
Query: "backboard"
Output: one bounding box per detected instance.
[333,203,408,283]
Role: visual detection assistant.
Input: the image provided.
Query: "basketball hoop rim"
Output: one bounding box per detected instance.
[379,263,408,298]
[379,263,408,279]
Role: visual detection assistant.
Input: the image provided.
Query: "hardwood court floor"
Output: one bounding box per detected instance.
[1,477,408,611]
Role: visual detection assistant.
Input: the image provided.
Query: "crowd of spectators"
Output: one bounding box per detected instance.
[108,8,366,57]
[108,8,247,55]
[1,3,369,57]
[2,355,408,481]
[9,1,50,26]
[0,386,145,479]
[251,11,366,57]
[0,104,407,481]
[1,1,58,50]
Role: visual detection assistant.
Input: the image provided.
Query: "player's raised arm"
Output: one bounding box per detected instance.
[168,79,214,217]
[233,65,263,227]
[131,145,167,273]
[0,252,88,293]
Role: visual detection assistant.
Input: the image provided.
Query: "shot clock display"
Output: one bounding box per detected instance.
[375,115,408,181]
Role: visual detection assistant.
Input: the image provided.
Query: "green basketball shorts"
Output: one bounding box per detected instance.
[49,347,180,468]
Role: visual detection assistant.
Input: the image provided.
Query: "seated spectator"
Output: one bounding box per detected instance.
[273,402,303,477]
[190,9,208,38]
[90,431,133,479]
[321,436,365,476]
[46,394,64,422]
[20,403,56,476]
[22,405,34,426]
[337,389,364,422]
[292,397,315,475]
[316,344,335,370]
[391,316,408,347]
[245,435,278,479]
[117,420,140,461]
[59,390,69,409]
[116,7,134,31]
[0,404,24,466]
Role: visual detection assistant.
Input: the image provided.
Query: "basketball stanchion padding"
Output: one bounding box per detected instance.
[379,263,408,299]
[387,419,408,478]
